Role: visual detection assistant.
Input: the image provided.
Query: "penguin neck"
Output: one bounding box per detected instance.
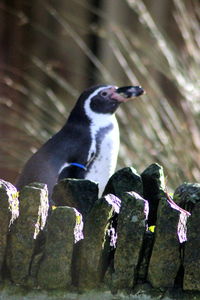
[84,97,116,129]
[86,112,118,167]
[90,112,116,129]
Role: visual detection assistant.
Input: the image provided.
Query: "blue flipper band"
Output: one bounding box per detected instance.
[69,163,87,171]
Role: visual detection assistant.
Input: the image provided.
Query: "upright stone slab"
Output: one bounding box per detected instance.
[6,183,49,285]
[174,183,200,291]
[141,163,165,226]
[52,179,98,218]
[148,198,180,288]
[0,180,19,279]
[103,167,143,197]
[38,206,81,289]
[174,183,200,212]
[77,194,120,289]
[183,202,200,291]
[112,192,147,291]
[138,163,166,282]
[102,167,143,283]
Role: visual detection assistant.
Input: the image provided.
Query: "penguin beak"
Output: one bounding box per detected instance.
[109,85,145,103]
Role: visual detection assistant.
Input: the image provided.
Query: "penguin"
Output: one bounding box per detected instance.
[16,84,144,199]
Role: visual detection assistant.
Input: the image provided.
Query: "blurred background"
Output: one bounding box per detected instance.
[0,0,200,190]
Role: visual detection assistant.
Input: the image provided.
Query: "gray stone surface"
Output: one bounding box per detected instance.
[77,195,119,289]
[52,179,98,218]
[1,169,200,295]
[174,183,200,212]
[37,206,78,289]
[148,197,180,288]
[138,163,166,282]
[6,183,49,285]
[141,163,165,226]
[173,182,200,291]
[112,192,147,291]
[103,167,143,197]
[102,167,143,286]
[184,202,200,291]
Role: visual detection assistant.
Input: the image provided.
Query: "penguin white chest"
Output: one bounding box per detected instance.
[85,117,119,196]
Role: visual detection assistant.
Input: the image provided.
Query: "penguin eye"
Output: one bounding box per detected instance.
[100,91,108,97]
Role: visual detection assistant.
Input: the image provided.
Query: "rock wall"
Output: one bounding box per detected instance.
[0,164,200,299]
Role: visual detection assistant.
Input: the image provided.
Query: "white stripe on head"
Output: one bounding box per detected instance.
[83,85,118,164]
[84,85,114,126]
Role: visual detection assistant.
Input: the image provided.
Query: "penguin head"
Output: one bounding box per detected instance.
[76,85,116,116]
[81,84,144,117]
